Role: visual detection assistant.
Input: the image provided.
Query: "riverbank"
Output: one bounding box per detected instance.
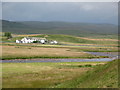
[1,51,118,62]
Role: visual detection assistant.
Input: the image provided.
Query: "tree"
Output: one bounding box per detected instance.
[4,32,12,39]
[33,41,38,43]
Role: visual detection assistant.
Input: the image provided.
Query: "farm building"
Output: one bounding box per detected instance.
[16,37,58,44]
[16,37,47,44]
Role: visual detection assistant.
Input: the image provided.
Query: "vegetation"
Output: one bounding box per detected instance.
[2,34,118,45]
[2,62,107,88]
[2,45,108,60]
[33,41,39,43]
[2,20,118,37]
[36,34,118,45]
[2,60,118,88]
[1,19,118,88]
[54,59,118,88]
[4,32,12,39]
[1,33,118,59]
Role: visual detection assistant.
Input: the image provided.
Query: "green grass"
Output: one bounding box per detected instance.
[2,62,106,88]
[34,34,118,45]
[70,47,118,52]
[87,34,118,39]
[1,34,118,60]
[2,56,108,60]
[2,34,117,45]
[54,59,118,88]
[2,60,118,88]
[2,34,118,47]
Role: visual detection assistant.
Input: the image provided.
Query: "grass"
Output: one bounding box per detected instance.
[1,33,118,88]
[34,34,118,45]
[54,59,118,88]
[70,46,118,52]
[1,41,118,51]
[2,62,106,88]
[2,45,107,60]
[2,34,118,45]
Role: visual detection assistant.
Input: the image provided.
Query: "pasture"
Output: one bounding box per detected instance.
[2,45,105,60]
[1,33,118,59]
[1,33,118,88]
[2,62,106,88]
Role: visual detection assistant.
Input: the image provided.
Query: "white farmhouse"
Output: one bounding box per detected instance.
[16,37,58,44]
[40,39,45,44]
[53,41,58,44]
[21,37,37,43]
[16,37,47,44]
[16,40,22,43]
[50,40,58,44]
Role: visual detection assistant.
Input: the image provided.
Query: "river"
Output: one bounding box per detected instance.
[1,52,118,63]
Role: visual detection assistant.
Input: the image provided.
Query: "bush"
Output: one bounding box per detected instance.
[33,41,38,43]
[4,32,12,39]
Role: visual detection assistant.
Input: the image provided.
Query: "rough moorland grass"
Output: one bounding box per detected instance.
[2,45,109,60]
[2,42,118,52]
[70,46,118,52]
[54,59,118,88]
[2,34,117,45]
[34,34,118,45]
[2,62,106,88]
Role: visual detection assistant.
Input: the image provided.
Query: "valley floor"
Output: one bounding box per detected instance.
[2,60,118,88]
[1,34,119,88]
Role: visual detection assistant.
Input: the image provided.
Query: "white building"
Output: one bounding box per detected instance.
[40,39,46,44]
[20,37,37,43]
[16,37,58,44]
[16,37,47,44]
[53,41,58,44]
[50,40,58,44]
[16,40,22,43]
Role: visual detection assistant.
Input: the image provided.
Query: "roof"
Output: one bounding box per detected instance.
[23,37,46,40]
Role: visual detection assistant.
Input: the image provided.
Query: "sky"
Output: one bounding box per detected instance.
[1,2,118,25]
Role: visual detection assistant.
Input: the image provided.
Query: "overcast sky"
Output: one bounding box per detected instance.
[2,2,118,24]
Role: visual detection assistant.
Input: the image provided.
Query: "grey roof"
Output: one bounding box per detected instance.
[24,37,46,40]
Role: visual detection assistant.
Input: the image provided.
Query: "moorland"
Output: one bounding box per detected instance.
[1,20,119,88]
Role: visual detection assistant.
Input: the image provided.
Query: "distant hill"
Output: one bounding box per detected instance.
[1,20,118,36]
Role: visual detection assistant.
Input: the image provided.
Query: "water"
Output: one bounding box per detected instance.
[1,52,118,63]
[87,52,117,58]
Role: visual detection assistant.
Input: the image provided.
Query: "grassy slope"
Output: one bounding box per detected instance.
[2,62,104,88]
[55,59,118,88]
[3,60,117,88]
[2,20,118,37]
[2,34,118,45]
[34,34,118,45]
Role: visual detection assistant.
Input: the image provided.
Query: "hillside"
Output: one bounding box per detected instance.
[2,34,117,45]
[55,59,118,88]
[1,20,118,36]
[34,34,117,44]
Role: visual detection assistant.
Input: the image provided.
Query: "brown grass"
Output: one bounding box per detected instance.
[77,37,118,41]
[2,62,93,88]
[2,45,94,59]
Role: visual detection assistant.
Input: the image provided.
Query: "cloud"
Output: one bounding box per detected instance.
[1,0,119,2]
[2,2,118,24]
[80,4,95,11]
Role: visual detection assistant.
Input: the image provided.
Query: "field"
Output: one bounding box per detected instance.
[2,62,106,88]
[2,60,118,88]
[1,33,118,60]
[2,34,118,45]
[1,43,117,60]
[1,33,118,88]
[54,59,118,88]
[2,45,102,60]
